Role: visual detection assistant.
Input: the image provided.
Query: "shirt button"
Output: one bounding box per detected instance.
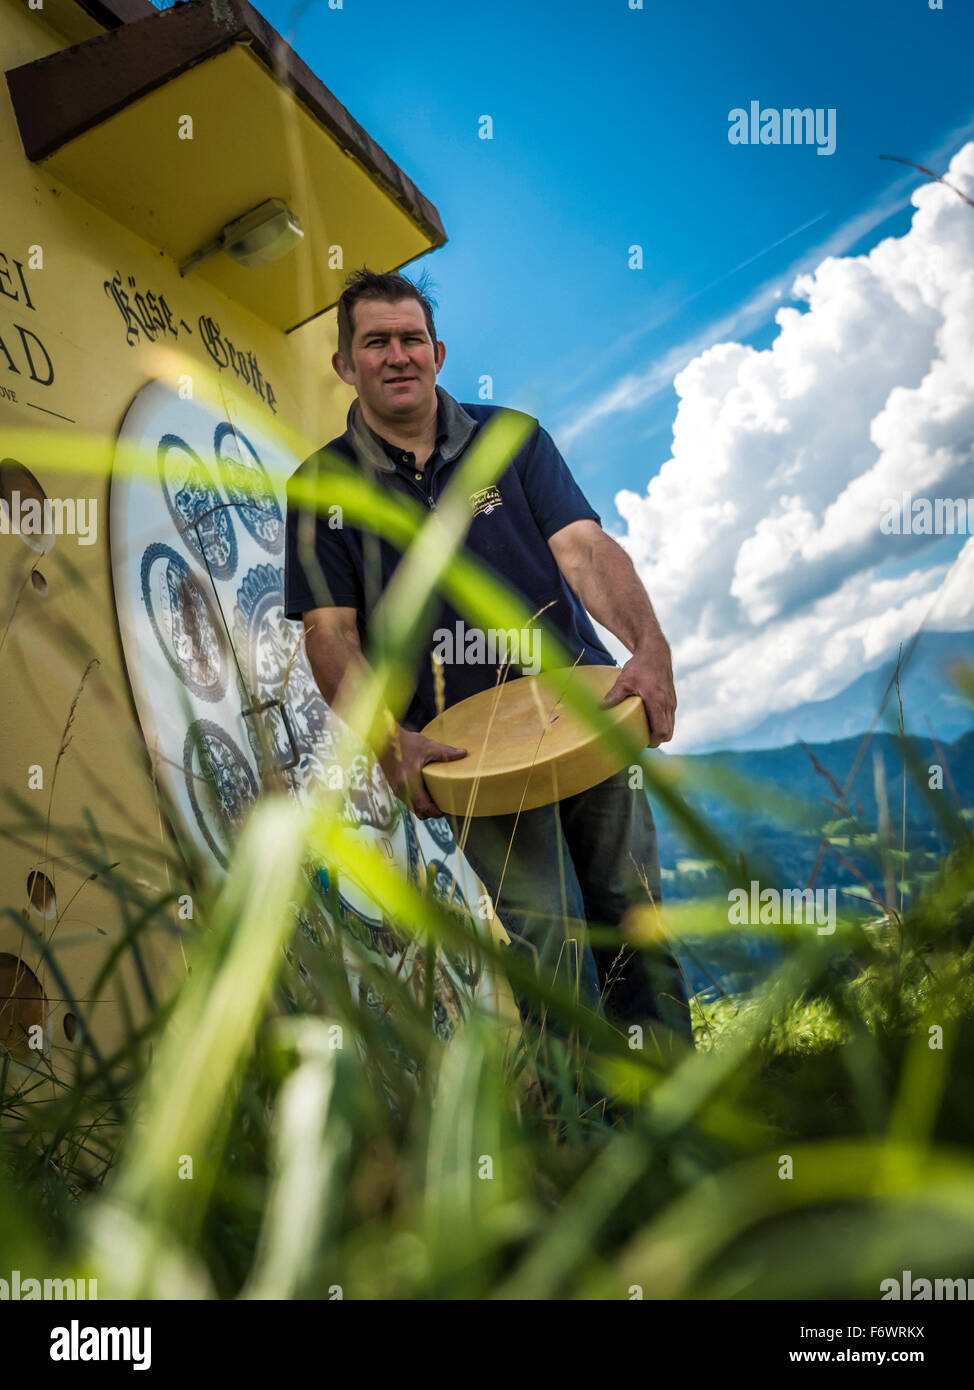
[415,472,422,481]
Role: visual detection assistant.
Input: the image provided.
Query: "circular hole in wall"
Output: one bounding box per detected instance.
[26,870,57,919]
[0,954,46,1058]
[0,458,55,555]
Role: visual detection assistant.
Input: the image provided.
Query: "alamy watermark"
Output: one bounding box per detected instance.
[50,1319,150,1371]
[728,880,836,934]
[0,1269,97,1299]
[431,621,541,675]
[728,101,836,156]
[0,491,97,544]
[880,493,974,535]
[881,1270,974,1300]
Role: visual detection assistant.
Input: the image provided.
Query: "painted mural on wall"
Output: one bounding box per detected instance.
[109,378,500,1050]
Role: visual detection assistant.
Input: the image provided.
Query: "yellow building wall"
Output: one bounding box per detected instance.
[0,0,355,1077]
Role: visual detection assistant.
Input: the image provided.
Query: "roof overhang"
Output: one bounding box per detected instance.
[61,0,156,30]
[5,0,446,332]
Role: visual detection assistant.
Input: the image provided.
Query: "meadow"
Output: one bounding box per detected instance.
[2,414,973,1302]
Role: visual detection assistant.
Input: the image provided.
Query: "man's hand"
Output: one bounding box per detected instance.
[600,644,677,747]
[547,521,677,745]
[378,727,468,820]
[302,611,468,817]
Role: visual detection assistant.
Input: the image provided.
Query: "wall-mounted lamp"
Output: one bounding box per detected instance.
[179,198,304,276]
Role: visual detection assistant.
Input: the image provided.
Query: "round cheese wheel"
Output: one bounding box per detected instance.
[420,665,649,816]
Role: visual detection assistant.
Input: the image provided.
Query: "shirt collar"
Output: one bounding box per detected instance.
[344,384,478,475]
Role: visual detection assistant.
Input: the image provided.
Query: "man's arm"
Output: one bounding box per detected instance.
[546,518,676,746]
[302,606,467,818]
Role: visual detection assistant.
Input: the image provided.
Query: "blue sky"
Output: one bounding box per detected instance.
[244,0,974,524]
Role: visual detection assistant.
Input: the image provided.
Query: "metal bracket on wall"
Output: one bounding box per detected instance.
[240,695,300,771]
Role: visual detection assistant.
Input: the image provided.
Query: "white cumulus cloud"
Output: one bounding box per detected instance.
[599,143,974,751]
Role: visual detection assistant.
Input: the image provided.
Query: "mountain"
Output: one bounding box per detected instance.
[651,726,974,896]
[653,725,974,997]
[691,630,974,754]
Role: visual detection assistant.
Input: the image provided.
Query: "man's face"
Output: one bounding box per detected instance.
[333,297,445,419]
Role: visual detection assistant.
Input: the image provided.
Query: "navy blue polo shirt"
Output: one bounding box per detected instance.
[284,384,615,731]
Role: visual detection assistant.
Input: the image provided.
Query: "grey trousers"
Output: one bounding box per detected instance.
[457,768,693,1051]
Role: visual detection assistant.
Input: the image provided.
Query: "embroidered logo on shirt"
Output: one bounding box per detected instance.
[469,485,503,519]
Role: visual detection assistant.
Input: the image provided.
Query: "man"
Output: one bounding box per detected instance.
[284,268,692,1056]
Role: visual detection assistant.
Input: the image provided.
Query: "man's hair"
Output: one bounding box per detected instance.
[336,267,438,363]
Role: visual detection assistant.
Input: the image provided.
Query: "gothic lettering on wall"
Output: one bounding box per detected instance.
[104,272,192,347]
[104,270,278,415]
[198,317,277,415]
